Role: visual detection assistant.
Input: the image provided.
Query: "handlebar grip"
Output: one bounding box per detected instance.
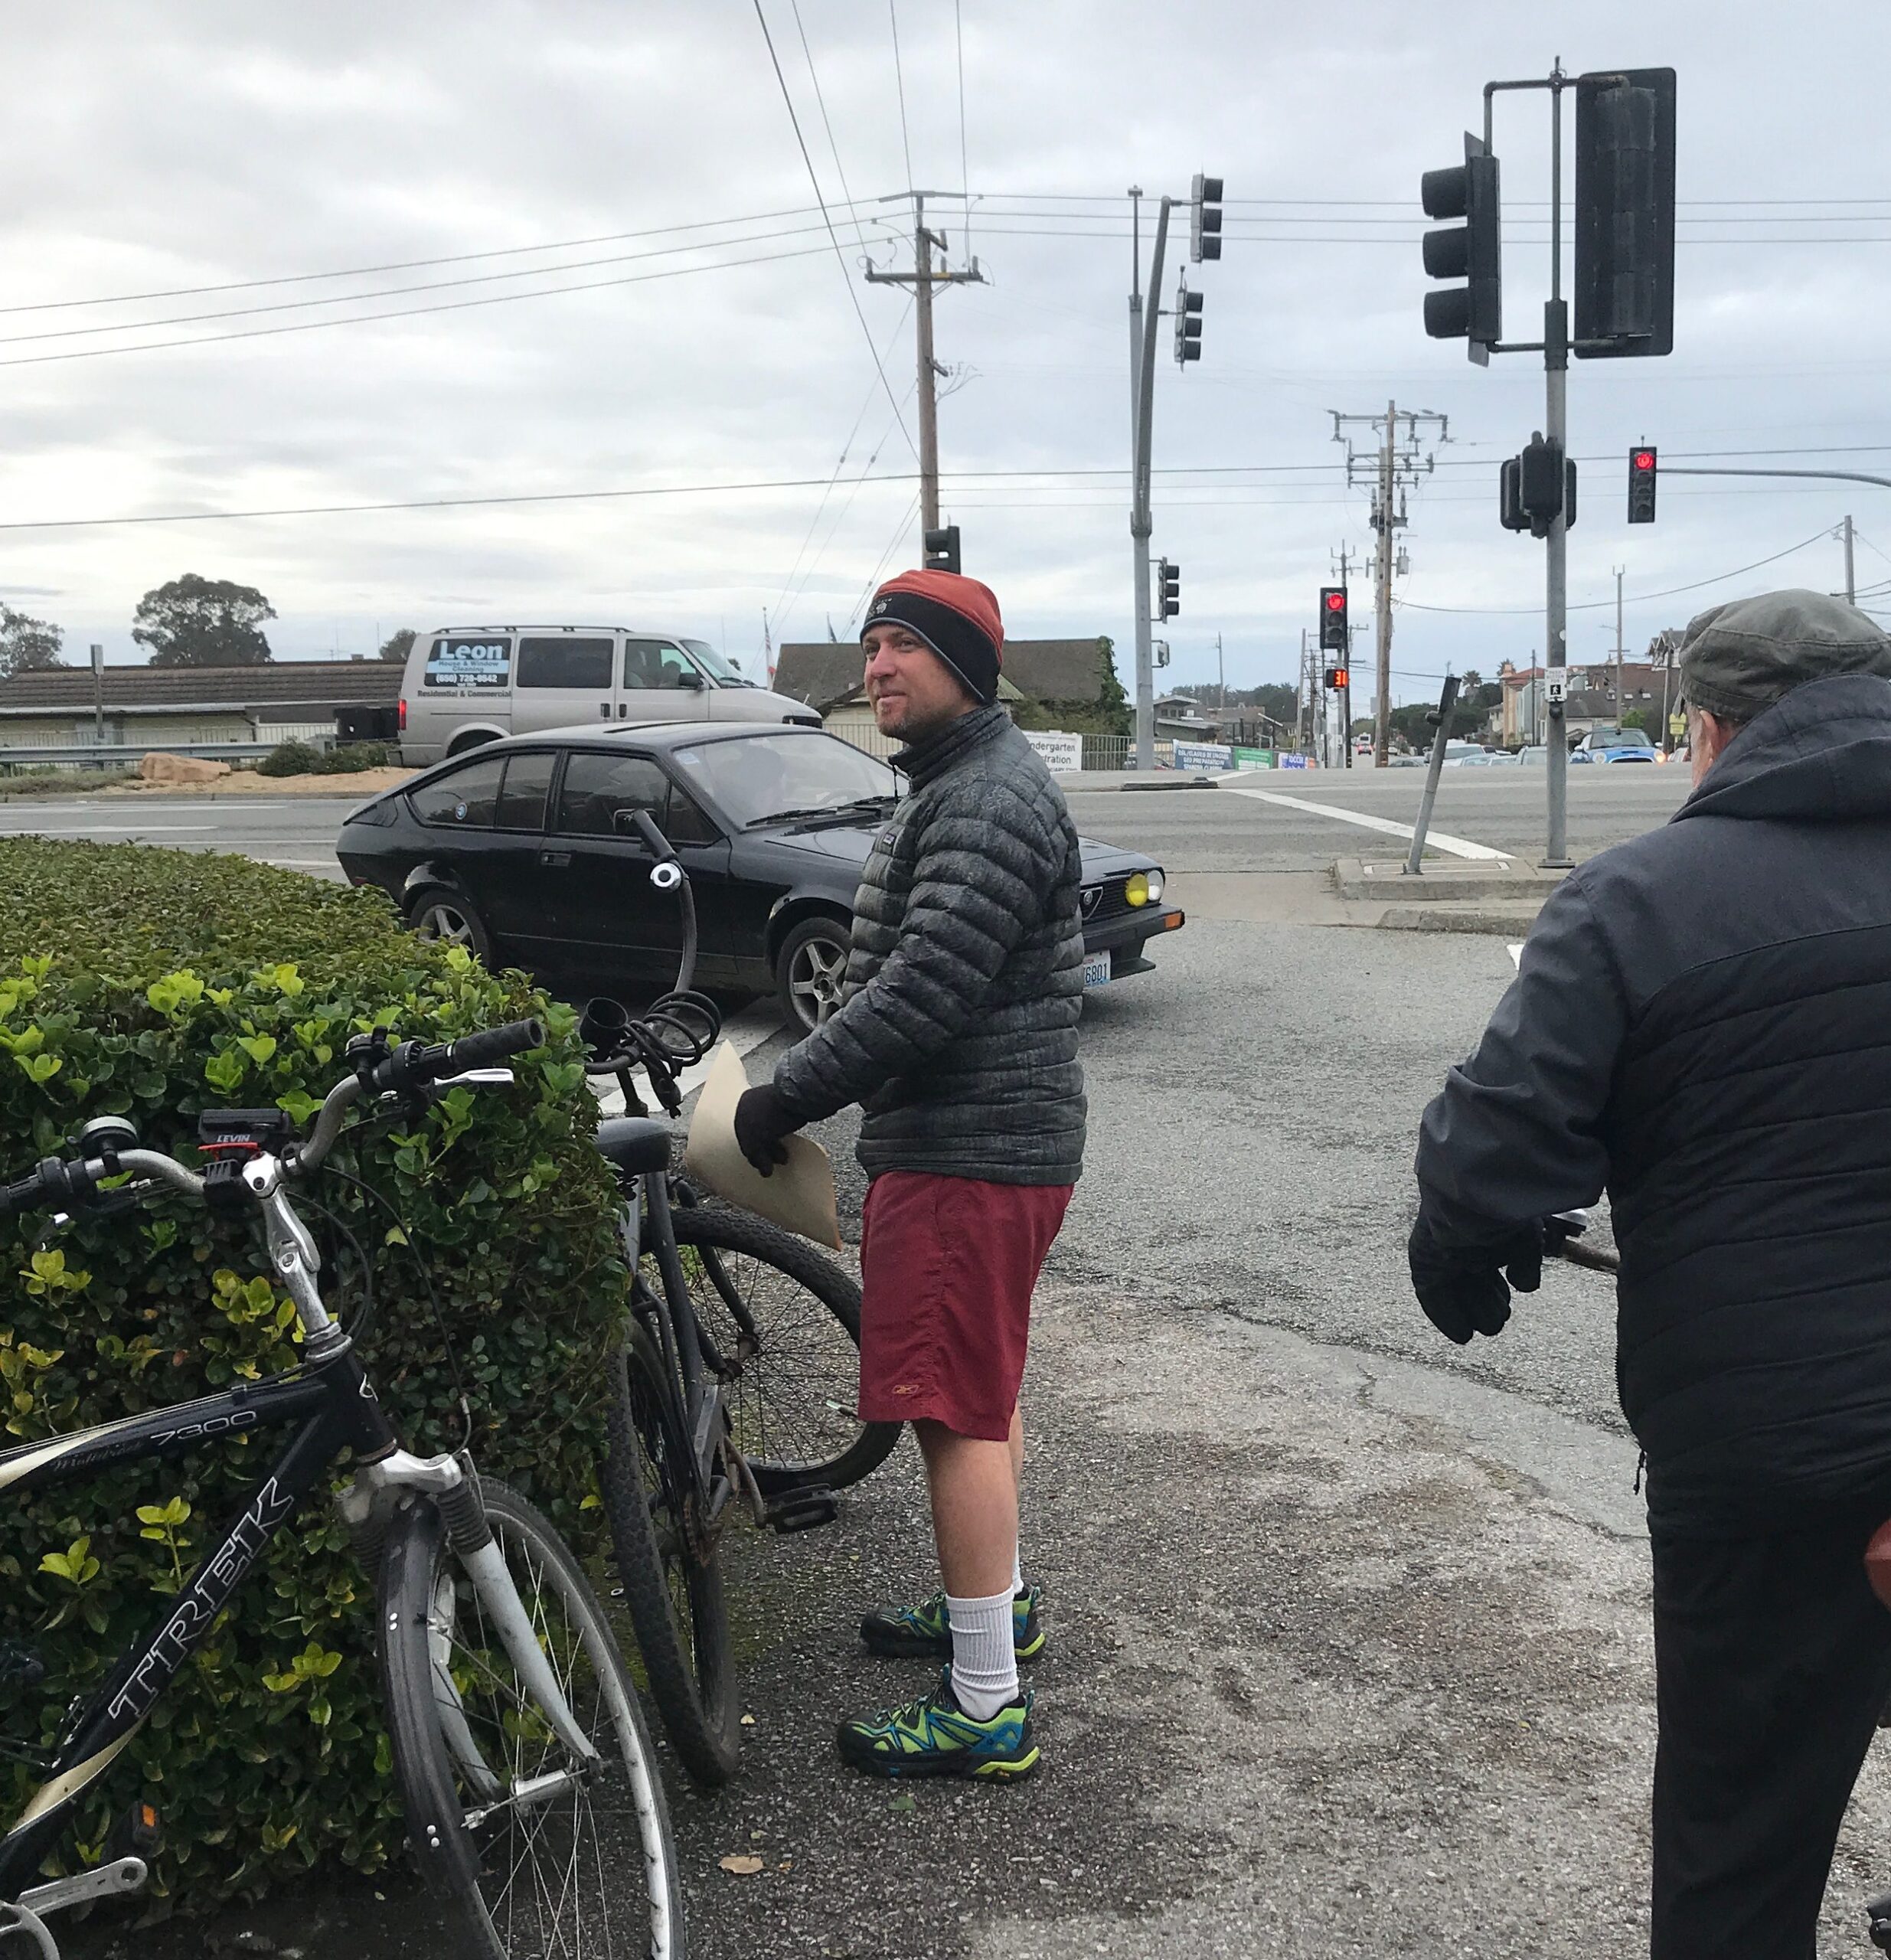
[0,1169,47,1218]
[444,1018,545,1073]
[0,1155,96,1220]
[629,808,675,861]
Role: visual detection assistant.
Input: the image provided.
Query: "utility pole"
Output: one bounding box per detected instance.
[1612,565,1625,724]
[1296,627,1308,756]
[1331,542,1358,768]
[867,191,985,541]
[1844,514,1857,605]
[1331,404,1447,766]
[1215,630,1225,715]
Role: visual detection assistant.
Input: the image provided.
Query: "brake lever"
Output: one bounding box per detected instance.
[431,1067,515,1089]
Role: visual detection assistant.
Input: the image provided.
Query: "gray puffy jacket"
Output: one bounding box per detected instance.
[772,704,1086,1185]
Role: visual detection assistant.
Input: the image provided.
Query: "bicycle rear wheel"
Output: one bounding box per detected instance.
[600,1326,740,1787]
[378,1476,684,1959]
[670,1200,900,1496]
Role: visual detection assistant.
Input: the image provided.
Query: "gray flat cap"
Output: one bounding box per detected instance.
[1677,587,1891,720]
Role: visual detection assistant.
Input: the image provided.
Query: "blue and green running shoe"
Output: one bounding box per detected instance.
[859,1584,1044,1661]
[836,1670,1039,1779]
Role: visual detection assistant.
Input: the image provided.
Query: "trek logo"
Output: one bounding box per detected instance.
[107,1477,297,1720]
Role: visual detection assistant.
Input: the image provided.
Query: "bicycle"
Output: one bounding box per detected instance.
[0,1019,684,1960]
[580,807,898,1785]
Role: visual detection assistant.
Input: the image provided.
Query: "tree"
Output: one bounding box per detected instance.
[132,575,275,668]
[378,627,416,665]
[1622,707,1649,733]
[0,603,64,678]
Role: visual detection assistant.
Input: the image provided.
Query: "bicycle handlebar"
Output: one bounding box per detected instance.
[627,806,674,863]
[0,1017,545,1224]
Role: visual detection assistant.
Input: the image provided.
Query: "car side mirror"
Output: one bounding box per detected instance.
[612,807,655,838]
[674,668,705,691]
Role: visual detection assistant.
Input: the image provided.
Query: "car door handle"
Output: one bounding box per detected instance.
[540,849,571,867]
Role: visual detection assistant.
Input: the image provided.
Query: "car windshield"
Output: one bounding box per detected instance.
[671,731,898,827]
[1590,727,1654,749]
[681,639,753,688]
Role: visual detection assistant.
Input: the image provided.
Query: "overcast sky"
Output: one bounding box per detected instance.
[2,1,1887,706]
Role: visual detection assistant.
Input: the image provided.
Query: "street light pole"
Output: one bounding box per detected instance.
[1128,196,1173,773]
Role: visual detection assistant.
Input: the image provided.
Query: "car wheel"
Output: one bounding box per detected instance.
[407,887,494,964]
[776,916,851,1034]
[446,730,497,758]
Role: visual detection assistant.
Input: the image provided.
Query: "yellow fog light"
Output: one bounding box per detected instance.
[1125,872,1150,907]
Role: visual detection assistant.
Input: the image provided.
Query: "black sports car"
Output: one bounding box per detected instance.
[335,723,1184,1031]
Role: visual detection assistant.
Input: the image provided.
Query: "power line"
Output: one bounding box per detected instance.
[1395,528,1835,616]
[954,0,971,264]
[751,0,919,461]
[888,1,916,194]
[790,0,871,256]
[0,242,836,369]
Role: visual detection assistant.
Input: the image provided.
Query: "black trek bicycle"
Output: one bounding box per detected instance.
[581,807,898,1785]
[0,1021,684,1960]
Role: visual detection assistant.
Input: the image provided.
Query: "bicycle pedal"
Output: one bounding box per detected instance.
[763,1488,840,1535]
[1870,1892,1891,1952]
[106,1799,162,1861]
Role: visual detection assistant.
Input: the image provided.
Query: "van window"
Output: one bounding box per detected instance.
[423,635,511,691]
[518,636,613,691]
[495,751,556,831]
[622,639,698,691]
[410,754,506,828]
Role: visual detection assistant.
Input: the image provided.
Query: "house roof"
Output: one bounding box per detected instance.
[772,637,1109,712]
[0,661,403,717]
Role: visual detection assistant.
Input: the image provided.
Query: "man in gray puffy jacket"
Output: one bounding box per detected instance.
[733,567,1084,1779]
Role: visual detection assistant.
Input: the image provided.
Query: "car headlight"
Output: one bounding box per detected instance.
[1144,868,1164,904]
[1125,872,1150,907]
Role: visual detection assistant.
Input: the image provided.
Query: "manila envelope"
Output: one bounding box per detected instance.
[682,1041,843,1251]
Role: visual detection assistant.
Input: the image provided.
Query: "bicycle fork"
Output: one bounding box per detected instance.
[341,1452,601,1775]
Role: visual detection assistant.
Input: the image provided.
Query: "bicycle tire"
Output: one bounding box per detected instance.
[600,1328,741,1787]
[669,1200,900,1496]
[378,1475,685,1959]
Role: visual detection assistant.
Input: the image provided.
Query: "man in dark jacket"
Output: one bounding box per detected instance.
[733,567,1084,1780]
[1409,590,1891,1956]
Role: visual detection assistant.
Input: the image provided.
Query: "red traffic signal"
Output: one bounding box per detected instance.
[1319,586,1349,652]
[1628,445,1658,524]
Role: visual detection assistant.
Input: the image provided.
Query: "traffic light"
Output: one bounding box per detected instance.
[1628,446,1658,523]
[1174,284,1204,366]
[1500,435,1577,540]
[1190,174,1223,263]
[1574,68,1677,359]
[1324,666,1350,691]
[1420,132,1501,364]
[1157,560,1181,620]
[1318,586,1348,652]
[923,524,962,575]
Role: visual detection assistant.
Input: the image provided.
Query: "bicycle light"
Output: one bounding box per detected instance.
[650,861,684,892]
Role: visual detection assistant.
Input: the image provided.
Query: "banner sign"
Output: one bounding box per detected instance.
[1022,730,1083,773]
[1230,747,1275,770]
[1171,741,1233,772]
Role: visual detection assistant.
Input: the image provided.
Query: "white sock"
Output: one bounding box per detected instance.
[1011,1546,1024,1596]
[946,1588,1018,1720]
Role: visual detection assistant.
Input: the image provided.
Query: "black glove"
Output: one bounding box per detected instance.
[1407,1211,1544,1346]
[733,1084,805,1178]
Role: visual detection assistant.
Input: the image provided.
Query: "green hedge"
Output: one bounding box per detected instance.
[0,840,628,1906]
[255,740,391,777]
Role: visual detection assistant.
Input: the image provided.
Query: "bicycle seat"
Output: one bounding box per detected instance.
[595,1116,671,1176]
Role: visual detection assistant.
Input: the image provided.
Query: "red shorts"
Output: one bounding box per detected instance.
[857,1171,1073,1441]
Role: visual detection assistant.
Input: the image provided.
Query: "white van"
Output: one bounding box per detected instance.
[398,626,821,766]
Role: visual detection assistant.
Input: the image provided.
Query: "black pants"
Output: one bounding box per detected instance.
[1651,1497,1891,1958]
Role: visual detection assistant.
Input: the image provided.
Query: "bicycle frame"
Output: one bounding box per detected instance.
[0,1341,393,1898]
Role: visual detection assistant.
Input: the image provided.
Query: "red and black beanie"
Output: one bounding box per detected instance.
[862,568,1004,704]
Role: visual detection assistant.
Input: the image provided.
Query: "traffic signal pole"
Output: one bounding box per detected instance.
[1128,195,1173,773]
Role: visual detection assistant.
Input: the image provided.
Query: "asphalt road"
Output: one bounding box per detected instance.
[73,760,1891,1960]
[0,763,1690,890]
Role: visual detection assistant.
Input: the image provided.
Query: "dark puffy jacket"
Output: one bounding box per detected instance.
[772,704,1086,1186]
[1415,675,1891,1533]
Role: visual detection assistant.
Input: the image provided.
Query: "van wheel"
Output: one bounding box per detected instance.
[446,730,498,757]
[407,887,493,964]
[776,916,851,1034]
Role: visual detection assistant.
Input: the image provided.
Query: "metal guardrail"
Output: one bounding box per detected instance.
[0,742,282,773]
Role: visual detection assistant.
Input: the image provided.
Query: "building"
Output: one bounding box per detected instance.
[0,662,403,754]
[772,637,1122,730]
[1500,660,1674,747]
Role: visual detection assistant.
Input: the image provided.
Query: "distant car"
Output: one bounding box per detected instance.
[1517,746,1549,766]
[1567,746,1595,764]
[1599,747,1657,763]
[337,723,1185,1032]
[1439,742,1490,767]
[1576,724,1658,764]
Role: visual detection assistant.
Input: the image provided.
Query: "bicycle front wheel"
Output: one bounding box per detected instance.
[378,1475,684,1960]
[670,1200,900,1495]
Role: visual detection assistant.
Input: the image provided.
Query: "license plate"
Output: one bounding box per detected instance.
[1082,953,1112,988]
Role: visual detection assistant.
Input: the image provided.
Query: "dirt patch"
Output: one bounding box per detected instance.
[99,766,417,797]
